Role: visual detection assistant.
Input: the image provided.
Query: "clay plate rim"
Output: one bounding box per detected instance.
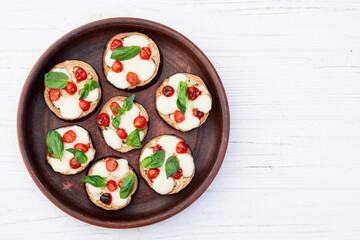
[17,17,230,228]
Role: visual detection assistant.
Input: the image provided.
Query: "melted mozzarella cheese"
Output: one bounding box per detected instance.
[140,148,153,161]
[118,104,140,135]
[91,162,109,178]
[157,136,179,154]
[103,129,122,150]
[123,35,150,47]
[111,159,130,178]
[177,154,195,177]
[49,126,95,174]
[85,87,99,102]
[193,95,212,113]
[157,95,177,115]
[152,168,175,195]
[104,34,156,89]
[111,188,129,207]
[87,184,102,195]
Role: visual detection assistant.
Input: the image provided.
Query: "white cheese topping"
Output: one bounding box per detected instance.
[48,126,95,174]
[50,66,100,119]
[140,136,195,194]
[91,162,110,178]
[111,159,130,178]
[156,73,212,131]
[103,129,122,150]
[104,34,156,89]
[111,188,129,207]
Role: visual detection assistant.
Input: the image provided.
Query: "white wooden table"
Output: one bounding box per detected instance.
[2,0,360,239]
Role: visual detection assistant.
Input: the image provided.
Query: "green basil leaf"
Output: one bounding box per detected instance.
[120,173,136,199]
[176,81,188,113]
[46,130,64,160]
[79,80,100,100]
[110,95,135,129]
[165,156,180,178]
[66,148,88,164]
[122,94,135,111]
[111,113,121,129]
[126,129,142,148]
[45,72,69,89]
[141,150,165,169]
[81,175,107,188]
[111,46,141,61]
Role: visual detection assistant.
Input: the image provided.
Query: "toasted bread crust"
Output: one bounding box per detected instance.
[46,125,96,175]
[99,96,149,153]
[139,135,195,195]
[44,60,101,120]
[103,32,160,89]
[85,157,138,210]
[155,73,212,132]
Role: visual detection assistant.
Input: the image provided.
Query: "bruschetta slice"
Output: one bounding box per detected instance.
[44,60,101,120]
[96,95,149,152]
[46,125,95,175]
[156,73,212,132]
[103,32,160,89]
[139,135,195,195]
[82,157,138,210]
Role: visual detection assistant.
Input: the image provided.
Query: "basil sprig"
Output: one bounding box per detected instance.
[141,150,165,169]
[66,148,88,164]
[46,130,64,160]
[165,156,180,178]
[111,94,135,129]
[79,80,100,100]
[126,129,143,148]
[120,174,136,199]
[45,72,69,89]
[111,46,141,61]
[81,175,107,188]
[176,81,188,114]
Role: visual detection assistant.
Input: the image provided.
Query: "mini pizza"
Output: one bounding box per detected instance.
[103,32,160,89]
[97,94,149,152]
[44,60,101,120]
[156,73,212,132]
[46,125,95,175]
[82,158,138,210]
[139,135,195,195]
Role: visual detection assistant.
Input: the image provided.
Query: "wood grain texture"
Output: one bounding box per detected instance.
[2,0,360,239]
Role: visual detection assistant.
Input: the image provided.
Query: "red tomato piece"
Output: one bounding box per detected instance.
[162,85,175,97]
[126,72,139,85]
[176,141,188,154]
[174,110,185,123]
[110,102,120,116]
[171,168,183,179]
[97,113,110,126]
[74,143,89,153]
[100,193,112,205]
[139,47,151,59]
[48,151,54,158]
[74,67,87,81]
[193,108,204,118]
[106,159,118,172]
[116,128,128,139]
[187,86,201,100]
[133,116,147,129]
[118,178,124,188]
[79,100,90,111]
[62,130,76,143]
[110,39,123,51]
[152,144,163,153]
[147,168,160,179]
[106,180,118,192]
[65,81,77,95]
[49,89,61,101]
[111,61,123,73]
[69,157,81,169]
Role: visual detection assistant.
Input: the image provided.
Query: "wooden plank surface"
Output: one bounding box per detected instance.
[1,0,360,239]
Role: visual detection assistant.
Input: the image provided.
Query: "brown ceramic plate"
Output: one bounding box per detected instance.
[17,18,230,228]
